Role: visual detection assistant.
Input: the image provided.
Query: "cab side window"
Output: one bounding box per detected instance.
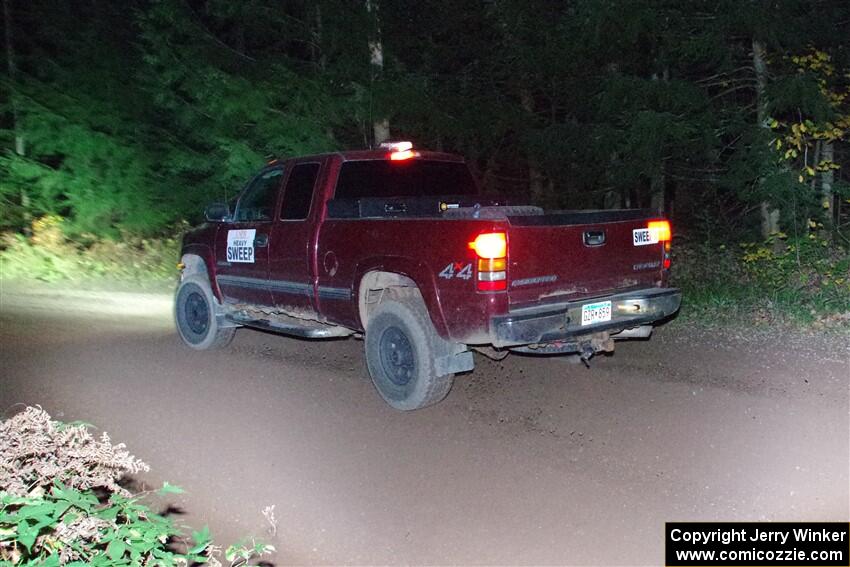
[280,163,320,220]
[233,169,283,222]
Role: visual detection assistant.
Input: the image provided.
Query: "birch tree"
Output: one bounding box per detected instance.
[753,39,780,238]
[366,0,390,145]
[3,0,30,232]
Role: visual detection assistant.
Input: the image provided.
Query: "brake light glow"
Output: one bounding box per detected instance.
[469,232,507,259]
[470,232,507,291]
[477,280,506,292]
[650,220,673,271]
[380,141,417,161]
[648,220,671,242]
[389,149,415,161]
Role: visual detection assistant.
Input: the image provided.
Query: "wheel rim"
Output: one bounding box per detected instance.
[379,326,415,386]
[184,291,209,336]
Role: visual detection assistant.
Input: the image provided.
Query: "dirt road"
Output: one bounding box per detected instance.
[1,286,848,565]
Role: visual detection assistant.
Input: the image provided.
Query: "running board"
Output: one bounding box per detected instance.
[227,313,354,339]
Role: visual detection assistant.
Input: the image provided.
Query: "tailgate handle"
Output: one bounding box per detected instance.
[583,230,606,247]
[384,202,408,214]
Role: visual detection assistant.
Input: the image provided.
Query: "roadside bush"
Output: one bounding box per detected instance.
[0,216,180,287]
[670,232,850,326]
[0,406,272,566]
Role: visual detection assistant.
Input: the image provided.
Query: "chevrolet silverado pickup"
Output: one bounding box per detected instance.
[175,142,682,410]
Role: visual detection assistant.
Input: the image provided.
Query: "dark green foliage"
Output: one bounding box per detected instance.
[1,0,848,249]
[671,235,850,326]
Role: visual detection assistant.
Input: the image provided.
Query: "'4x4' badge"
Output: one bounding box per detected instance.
[439,262,473,280]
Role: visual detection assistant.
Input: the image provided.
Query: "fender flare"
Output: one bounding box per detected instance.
[353,256,450,339]
[180,244,221,301]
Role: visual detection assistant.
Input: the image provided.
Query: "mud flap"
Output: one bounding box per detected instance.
[434,350,475,377]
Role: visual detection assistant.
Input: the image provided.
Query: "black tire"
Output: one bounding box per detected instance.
[365,299,455,411]
[175,275,235,350]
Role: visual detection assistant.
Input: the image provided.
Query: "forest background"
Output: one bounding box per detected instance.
[2,0,849,323]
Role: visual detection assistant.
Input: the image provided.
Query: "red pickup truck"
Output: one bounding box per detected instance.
[175,142,681,410]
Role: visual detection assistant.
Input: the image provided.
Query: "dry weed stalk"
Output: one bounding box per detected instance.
[0,406,149,497]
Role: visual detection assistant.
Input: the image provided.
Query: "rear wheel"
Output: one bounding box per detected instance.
[365,298,454,410]
[175,275,235,350]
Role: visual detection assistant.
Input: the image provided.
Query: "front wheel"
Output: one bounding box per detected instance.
[365,299,455,411]
[175,275,235,350]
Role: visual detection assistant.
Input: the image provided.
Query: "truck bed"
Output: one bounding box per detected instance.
[504,209,665,309]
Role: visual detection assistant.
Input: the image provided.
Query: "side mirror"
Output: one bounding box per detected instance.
[204,202,231,222]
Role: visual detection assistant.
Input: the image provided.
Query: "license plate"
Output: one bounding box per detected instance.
[581,301,612,326]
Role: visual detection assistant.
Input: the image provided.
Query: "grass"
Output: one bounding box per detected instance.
[0,216,179,292]
[669,235,850,330]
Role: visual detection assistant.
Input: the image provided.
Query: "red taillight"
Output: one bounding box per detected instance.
[477,280,507,291]
[648,220,671,242]
[470,232,507,291]
[469,232,507,259]
[652,221,673,271]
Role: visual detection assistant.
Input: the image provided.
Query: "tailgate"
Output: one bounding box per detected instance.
[506,209,667,309]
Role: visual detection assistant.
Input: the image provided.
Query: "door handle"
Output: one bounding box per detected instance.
[254,233,269,247]
[583,230,606,247]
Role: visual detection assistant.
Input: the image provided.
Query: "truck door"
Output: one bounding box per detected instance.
[268,160,323,313]
[214,167,284,306]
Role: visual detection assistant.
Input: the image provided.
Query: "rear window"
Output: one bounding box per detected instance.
[334,159,477,199]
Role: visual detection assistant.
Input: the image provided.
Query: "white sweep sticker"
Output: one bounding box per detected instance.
[632,228,658,246]
[226,229,256,263]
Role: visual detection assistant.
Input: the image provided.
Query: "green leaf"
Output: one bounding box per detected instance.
[51,484,96,511]
[107,538,127,560]
[18,524,40,551]
[99,505,120,521]
[189,525,211,554]
[157,482,185,495]
[16,501,57,520]
[52,501,73,519]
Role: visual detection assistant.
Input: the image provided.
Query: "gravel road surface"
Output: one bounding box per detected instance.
[1,286,847,565]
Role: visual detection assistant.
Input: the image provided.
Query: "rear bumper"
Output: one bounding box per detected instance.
[490,287,681,347]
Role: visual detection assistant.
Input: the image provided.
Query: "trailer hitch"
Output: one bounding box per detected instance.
[578,343,595,367]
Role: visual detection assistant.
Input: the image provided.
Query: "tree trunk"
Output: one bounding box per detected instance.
[664,172,676,220]
[753,39,779,239]
[520,89,545,205]
[3,0,21,156]
[312,4,322,69]
[649,67,670,214]
[821,141,834,227]
[313,4,335,144]
[650,175,665,213]
[3,0,30,233]
[366,0,390,145]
